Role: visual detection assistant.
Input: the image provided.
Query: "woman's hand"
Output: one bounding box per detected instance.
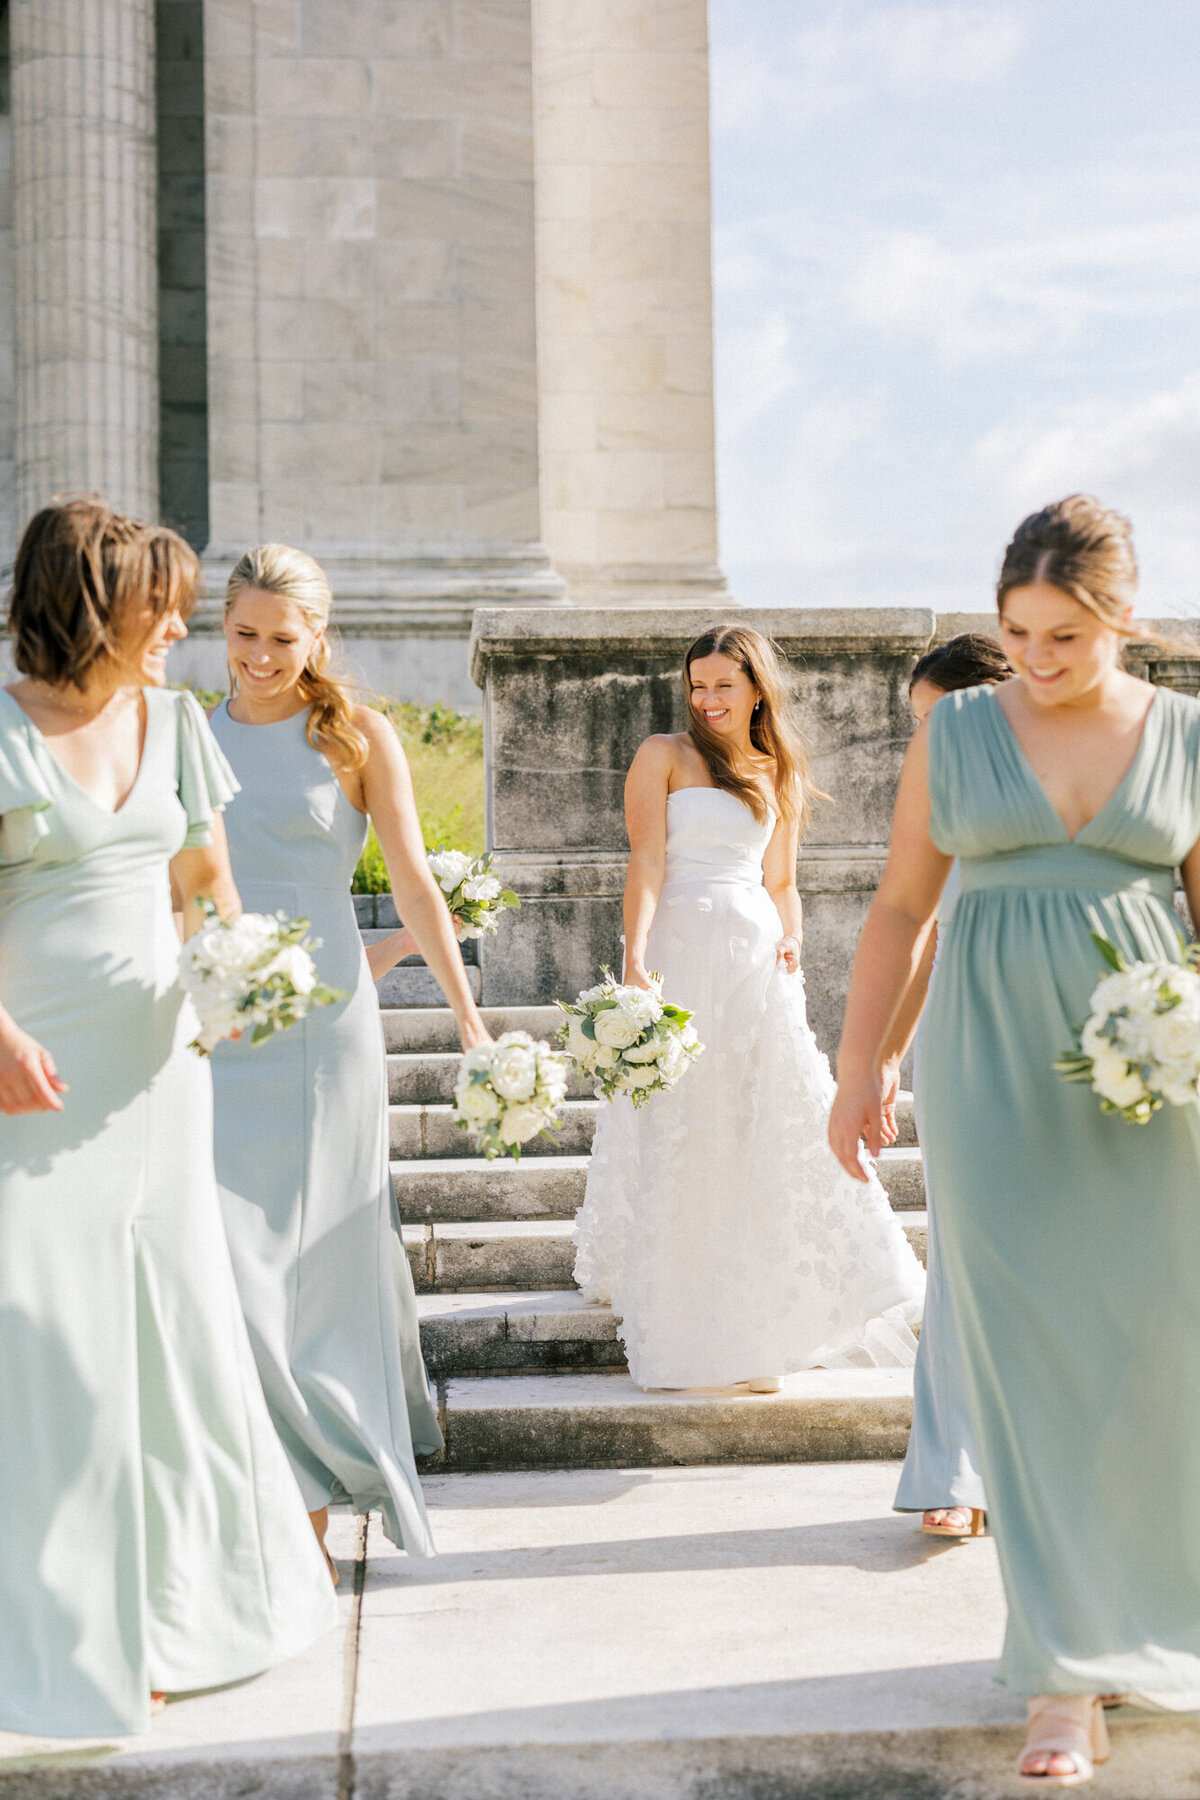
[0,1021,68,1115]
[776,933,801,975]
[828,1066,885,1182]
[624,957,655,991]
[366,926,417,982]
[879,1055,902,1147]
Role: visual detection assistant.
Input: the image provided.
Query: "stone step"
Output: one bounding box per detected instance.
[392,1147,924,1222]
[418,1289,625,1378]
[382,1004,562,1053]
[393,1154,590,1223]
[375,964,482,1007]
[423,1368,916,1471]
[406,1211,928,1296]
[390,1100,597,1159]
[388,1048,592,1104]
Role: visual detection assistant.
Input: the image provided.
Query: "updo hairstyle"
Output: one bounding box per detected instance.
[225,543,368,772]
[7,496,199,688]
[996,496,1138,635]
[909,633,1012,696]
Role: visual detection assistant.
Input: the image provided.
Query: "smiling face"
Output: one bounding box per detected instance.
[687,651,760,741]
[999,580,1128,709]
[224,587,323,703]
[113,602,189,688]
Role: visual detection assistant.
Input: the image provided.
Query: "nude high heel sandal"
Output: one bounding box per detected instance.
[1018,1695,1109,1786]
[921,1507,987,1539]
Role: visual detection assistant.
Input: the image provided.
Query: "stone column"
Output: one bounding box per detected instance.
[532,0,725,606]
[200,0,563,694]
[10,0,160,523]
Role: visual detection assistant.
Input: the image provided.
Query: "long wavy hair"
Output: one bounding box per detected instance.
[225,544,368,772]
[682,623,826,833]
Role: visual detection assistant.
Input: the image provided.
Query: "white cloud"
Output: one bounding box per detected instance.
[716,311,799,434]
[714,3,1029,134]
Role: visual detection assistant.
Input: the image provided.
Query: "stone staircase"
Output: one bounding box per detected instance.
[379,971,929,1474]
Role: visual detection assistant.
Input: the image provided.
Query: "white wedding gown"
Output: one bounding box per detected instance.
[573,786,925,1389]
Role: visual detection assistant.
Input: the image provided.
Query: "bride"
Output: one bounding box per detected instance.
[573,623,925,1391]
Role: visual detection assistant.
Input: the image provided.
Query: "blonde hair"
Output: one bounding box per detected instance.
[682,623,827,834]
[225,543,368,771]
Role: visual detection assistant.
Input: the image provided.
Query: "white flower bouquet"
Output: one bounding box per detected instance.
[427,847,520,941]
[452,1031,571,1159]
[180,902,346,1056]
[556,968,703,1107]
[1055,933,1200,1123]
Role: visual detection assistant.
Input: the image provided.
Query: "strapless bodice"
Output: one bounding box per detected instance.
[661,786,775,887]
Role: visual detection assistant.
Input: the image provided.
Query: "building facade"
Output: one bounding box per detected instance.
[0,0,727,703]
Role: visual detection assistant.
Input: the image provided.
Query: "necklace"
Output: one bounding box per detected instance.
[33,679,134,721]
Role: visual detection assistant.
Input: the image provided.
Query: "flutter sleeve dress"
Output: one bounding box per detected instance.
[0,687,336,1740]
[922,680,1200,1694]
[208,703,440,1558]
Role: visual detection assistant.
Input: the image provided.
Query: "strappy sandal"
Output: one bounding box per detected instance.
[921,1507,987,1539]
[1018,1695,1109,1787]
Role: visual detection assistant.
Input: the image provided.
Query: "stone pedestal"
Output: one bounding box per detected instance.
[10,0,160,521]
[470,608,1200,1051]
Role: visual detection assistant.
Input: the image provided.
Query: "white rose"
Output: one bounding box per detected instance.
[265,944,317,995]
[1150,1007,1200,1069]
[456,921,485,941]
[1159,1064,1200,1108]
[1091,1050,1148,1110]
[620,1063,660,1090]
[592,1043,619,1071]
[490,1037,538,1100]
[593,1008,640,1050]
[617,986,663,1029]
[1090,969,1158,1018]
[462,873,502,903]
[455,1081,502,1125]
[620,1039,661,1064]
[562,1014,592,1062]
[655,1036,688,1082]
[428,849,472,892]
[460,1044,494,1077]
[498,1100,546,1145]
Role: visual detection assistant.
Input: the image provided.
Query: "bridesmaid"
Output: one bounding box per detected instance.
[831,495,1200,1786]
[0,500,335,1739]
[209,543,490,1575]
[886,634,1010,1539]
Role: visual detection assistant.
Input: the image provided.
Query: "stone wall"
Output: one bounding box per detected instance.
[0,11,14,571]
[470,606,1200,1057]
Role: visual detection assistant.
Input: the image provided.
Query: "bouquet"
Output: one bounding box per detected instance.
[452,1031,571,1159]
[556,969,703,1107]
[1055,933,1200,1123]
[180,902,346,1055]
[427,847,519,942]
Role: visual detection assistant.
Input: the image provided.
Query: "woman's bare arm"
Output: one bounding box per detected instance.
[762,808,803,973]
[356,709,489,1050]
[622,737,673,988]
[170,812,242,938]
[828,724,951,1180]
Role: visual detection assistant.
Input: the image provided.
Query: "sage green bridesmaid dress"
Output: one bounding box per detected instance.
[923,681,1200,1694]
[209,704,440,1558]
[0,688,337,1740]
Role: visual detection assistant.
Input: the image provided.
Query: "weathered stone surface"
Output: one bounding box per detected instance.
[389,1099,596,1158]
[382,1004,563,1053]
[391,1153,588,1222]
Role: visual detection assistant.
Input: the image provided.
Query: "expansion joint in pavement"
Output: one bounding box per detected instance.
[336,1513,370,1800]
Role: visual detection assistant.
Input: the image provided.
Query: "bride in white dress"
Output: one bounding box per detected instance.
[573,624,925,1391]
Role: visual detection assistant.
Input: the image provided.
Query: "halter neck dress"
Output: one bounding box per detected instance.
[923,681,1200,1693]
[0,687,336,1738]
[209,702,440,1557]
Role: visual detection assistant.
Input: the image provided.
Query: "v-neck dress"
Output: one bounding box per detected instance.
[0,687,337,1738]
[923,681,1200,1693]
[208,703,440,1557]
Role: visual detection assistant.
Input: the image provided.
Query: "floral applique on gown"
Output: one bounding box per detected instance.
[574,786,926,1390]
[0,688,336,1739]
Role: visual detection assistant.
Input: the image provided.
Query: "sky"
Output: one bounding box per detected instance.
[709,0,1200,618]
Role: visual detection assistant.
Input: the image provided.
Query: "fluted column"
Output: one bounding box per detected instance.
[11,0,159,523]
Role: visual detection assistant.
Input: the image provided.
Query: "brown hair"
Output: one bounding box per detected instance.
[996,495,1139,633]
[682,623,826,833]
[7,496,199,688]
[225,544,369,772]
[909,632,1012,694]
